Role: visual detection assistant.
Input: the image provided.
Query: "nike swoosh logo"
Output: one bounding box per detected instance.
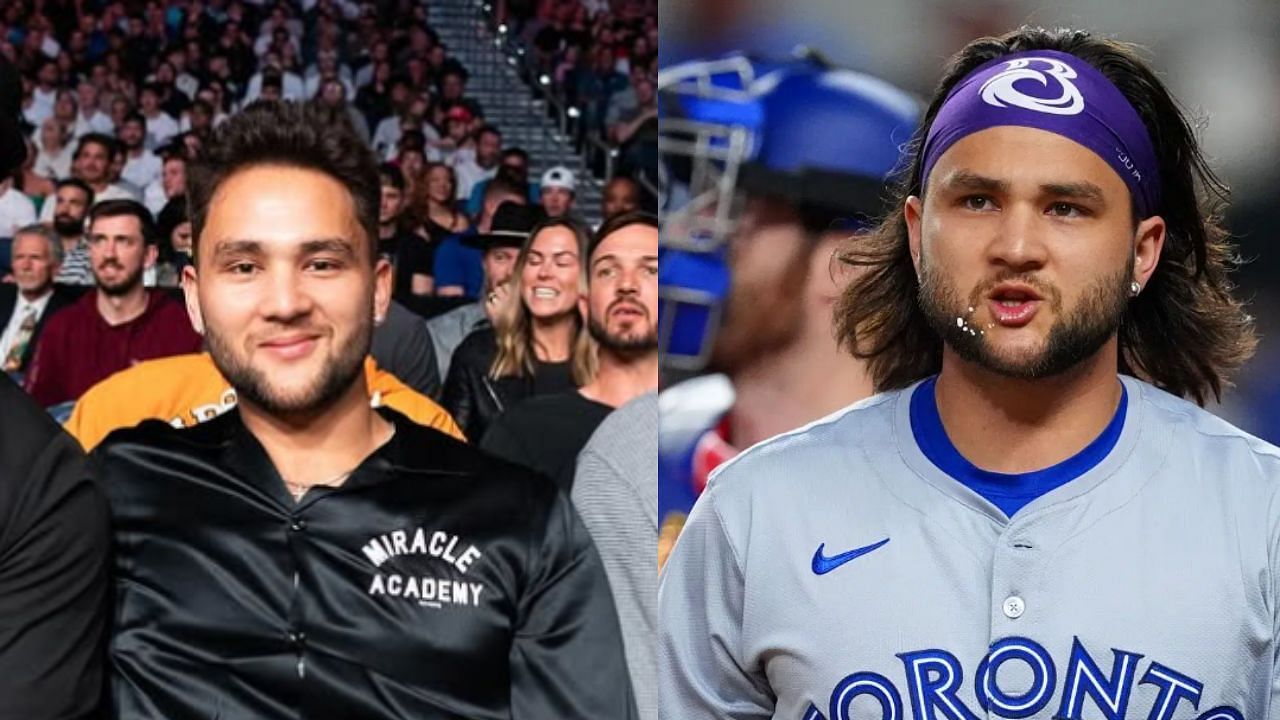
[811,538,890,575]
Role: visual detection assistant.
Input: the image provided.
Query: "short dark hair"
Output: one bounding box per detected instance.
[55,177,94,205]
[186,101,381,262]
[88,199,159,245]
[486,174,526,204]
[476,123,501,142]
[590,210,657,260]
[74,132,116,160]
[379,162,404,191]
[501,147,529,165]
[122,111,146,129]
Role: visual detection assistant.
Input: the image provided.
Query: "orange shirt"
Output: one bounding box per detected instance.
[67,352,464,451]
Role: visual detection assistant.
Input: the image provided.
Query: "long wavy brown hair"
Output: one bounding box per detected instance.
[835,26,1256,406]
[490,217,598,385]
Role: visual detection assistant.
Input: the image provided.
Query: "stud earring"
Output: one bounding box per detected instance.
[1129,281,1141,297]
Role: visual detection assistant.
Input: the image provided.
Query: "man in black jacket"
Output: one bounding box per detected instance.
[94,101,636,718]
[0,54,109,720]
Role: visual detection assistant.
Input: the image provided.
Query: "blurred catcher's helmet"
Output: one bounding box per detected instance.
[658,51,919,371]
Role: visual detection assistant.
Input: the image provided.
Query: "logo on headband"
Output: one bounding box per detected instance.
[980,57,1084,116]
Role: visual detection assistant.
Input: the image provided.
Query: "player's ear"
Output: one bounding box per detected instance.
[905,195,924,279]
[1132,213,1166,293]
[181,263,204,336]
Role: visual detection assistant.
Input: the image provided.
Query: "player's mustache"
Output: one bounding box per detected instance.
[969,272,1063,310]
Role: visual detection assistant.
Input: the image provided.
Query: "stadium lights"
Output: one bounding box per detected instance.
[539,74,551,86]
[507,56,518,66]
[498,24,508,34]
[567,106,581,119]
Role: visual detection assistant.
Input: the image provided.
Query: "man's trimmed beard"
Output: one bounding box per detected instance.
[203,308,373,418]
[918,254,1133,379]
[589,311,657,357]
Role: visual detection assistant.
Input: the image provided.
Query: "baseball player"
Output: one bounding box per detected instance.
[660,27,1272,719]
[657,53,919,566]
[94,101,636,718]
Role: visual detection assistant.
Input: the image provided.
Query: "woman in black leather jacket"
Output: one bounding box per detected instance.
[442,217,596,440]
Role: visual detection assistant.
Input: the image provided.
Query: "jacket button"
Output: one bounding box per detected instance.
[290,519,307,532]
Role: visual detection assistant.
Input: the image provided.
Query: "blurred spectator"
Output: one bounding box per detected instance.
[33,116,73,180]
[49,178,94,286]
[24,200,202,407]
[429,104,475,165]
[15,137,55,200]
[138,83,180,149]
[445,216,592,441]
[574,44,628,135]
[418,162,473,247]
[0,176,36,238]
[243,51,305,103]
[369,300,443,401]
[571,391,658,720]
[540,165,577,218]
[73,81,113,137]
[607,70,656,146]
[454,123,503,201]
[1,225,74,375]
[376,164,435,302]
[465,147,538,216]
[426,202,534,380]
[438,65,484,120]
[373,92,434,162]
[481,212,658,488]
[119,113,161,190]
[354,59,396,129]
[436,174,524,298]
[602,175,641,220]
[153,195,192,287]
[312,77,371,144]
[38,133,135,223]
[144,147,186,217]
[23,58,59,128]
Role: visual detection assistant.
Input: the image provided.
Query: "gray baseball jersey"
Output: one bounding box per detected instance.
[659,375,1280,720]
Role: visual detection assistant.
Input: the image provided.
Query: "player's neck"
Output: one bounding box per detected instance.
[729,330,875,449]
[933,340,1124,474]
[580,348,657,408]
[239,376,393,489]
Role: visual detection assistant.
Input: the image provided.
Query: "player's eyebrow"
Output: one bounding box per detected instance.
[1040,181,1106,204]
[938,170,1007,195]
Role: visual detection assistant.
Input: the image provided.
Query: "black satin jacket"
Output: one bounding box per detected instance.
[93,408,637,719]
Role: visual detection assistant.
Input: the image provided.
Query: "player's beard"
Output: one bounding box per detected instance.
[918,255,1132,380]
[708,239,811,375]
[204,312,372,419]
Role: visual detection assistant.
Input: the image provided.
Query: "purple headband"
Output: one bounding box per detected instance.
[920,50,1160,218]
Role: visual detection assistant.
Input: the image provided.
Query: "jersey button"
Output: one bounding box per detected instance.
[1002,595,1025,619]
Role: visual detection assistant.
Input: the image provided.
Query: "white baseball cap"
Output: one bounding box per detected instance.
[541,166,577,193]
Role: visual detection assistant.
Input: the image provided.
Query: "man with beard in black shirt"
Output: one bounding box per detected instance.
[482,211,659,490]
[93,101,636,719]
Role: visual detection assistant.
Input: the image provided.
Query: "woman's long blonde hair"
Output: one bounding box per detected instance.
[490,216,598,384]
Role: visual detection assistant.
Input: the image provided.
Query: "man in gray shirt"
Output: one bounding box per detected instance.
[573,392,657,719]
[661,29,1275,719]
